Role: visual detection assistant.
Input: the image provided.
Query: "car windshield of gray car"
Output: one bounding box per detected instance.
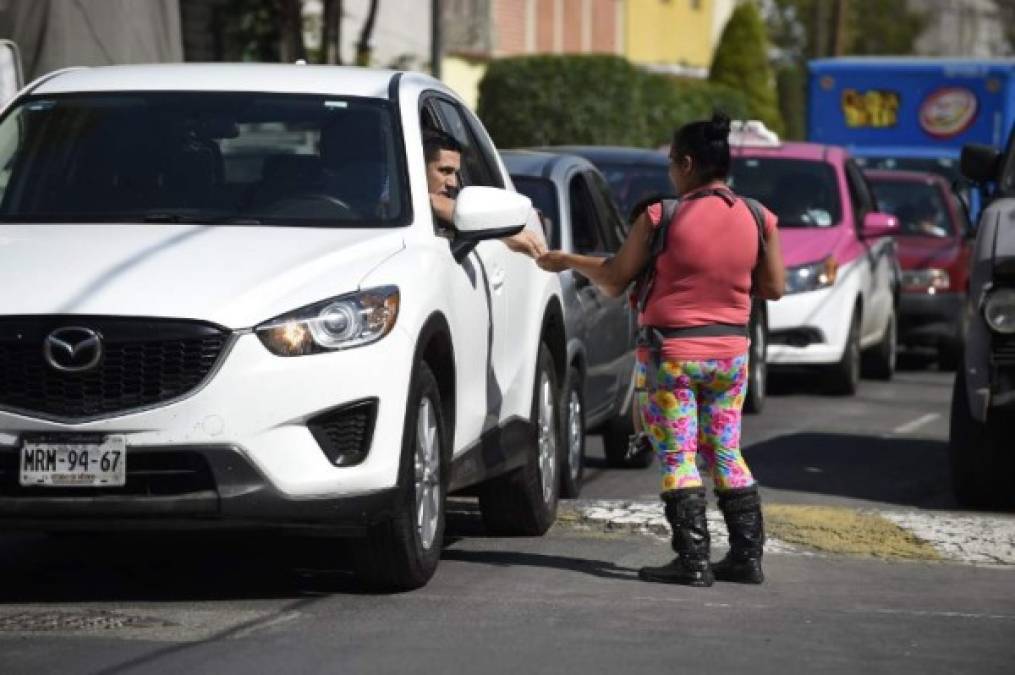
[729,158,842,228]
[0,93,406,227]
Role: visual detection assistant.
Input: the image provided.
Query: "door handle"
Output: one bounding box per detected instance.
[491,268,506,290]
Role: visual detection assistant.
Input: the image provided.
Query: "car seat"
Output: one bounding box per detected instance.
[320,108,389,216]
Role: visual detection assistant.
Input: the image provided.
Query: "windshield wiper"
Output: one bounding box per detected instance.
[142,213,262,225]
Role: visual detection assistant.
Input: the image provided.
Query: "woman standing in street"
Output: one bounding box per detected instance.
[537,113,785,586]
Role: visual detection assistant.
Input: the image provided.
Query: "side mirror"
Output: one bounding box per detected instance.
[452,186,530,241]
[960,144,1001,184]
[450,186,531,263]
[862,212,900,239]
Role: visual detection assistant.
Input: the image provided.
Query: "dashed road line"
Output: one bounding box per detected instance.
[890,413,940,435]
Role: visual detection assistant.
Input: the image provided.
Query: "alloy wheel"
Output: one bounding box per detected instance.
[567,389,582,483]
[414,397,441,551]
[537,372,557,505]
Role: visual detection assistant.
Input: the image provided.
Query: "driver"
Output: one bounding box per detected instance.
[424,129,546,259]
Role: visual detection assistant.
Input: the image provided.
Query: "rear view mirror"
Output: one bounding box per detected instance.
[861,212,900,239]
[961,144,1001,184]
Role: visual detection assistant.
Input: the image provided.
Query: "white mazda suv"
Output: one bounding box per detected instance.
[0,64,565,590]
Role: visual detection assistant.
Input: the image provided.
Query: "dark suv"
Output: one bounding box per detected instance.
[950,128,1015,508]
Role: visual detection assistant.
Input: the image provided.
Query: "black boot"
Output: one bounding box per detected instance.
[713,485,765,584]
[638,487,714,587]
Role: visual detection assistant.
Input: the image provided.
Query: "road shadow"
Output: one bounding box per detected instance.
[744,432,955,510]
[440,548,638,582]
[0,532,373,603]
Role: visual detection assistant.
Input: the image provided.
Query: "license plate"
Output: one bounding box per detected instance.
[19,435,127,487]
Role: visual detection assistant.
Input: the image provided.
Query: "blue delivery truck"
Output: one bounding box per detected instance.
[808,57,1015,214]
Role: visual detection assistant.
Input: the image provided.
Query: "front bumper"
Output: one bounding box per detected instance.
[0,444,400,534]
[764,284,854,366]
[898,291,964,346]
[0,327,416,512]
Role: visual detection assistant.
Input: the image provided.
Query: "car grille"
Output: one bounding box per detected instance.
[0,317,231,420]
[992,334,1015,368]
[0,449,216,497]
[308,399,377,467]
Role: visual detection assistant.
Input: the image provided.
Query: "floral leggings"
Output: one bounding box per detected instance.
[635,352,756,492]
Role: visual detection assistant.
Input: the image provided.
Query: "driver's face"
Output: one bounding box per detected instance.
[427,149,461,198]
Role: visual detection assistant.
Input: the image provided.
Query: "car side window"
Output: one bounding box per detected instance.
[433,99,497,188]
[569,173,605,253]
[585,170,626,250]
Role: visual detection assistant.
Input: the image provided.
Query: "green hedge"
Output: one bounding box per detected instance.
[477,55,749,149]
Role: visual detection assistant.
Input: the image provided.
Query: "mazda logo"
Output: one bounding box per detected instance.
[43,327,103,373]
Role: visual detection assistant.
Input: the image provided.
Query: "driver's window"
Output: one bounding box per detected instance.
[433,99,496,188]
[569,174,604,253]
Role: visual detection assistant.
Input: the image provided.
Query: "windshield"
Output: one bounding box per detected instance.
[729,158,842,227]
[593,162,673,221]
[868,179,953,238]
[853,156,960,183]
[511,175,560,248]
[0,93,405,226]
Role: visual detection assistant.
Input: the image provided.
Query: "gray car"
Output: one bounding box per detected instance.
[951,131,1015,508]
[502,151,643,497]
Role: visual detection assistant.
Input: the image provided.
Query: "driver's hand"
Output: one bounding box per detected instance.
[503,228,547,259]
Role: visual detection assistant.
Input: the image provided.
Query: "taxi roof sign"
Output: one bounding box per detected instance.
[729,119,781,147]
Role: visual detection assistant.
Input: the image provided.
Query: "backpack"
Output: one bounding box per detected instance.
[632,188,768,316]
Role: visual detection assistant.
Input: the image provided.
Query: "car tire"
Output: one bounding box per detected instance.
[824,310,861,396]
[602,411,654,469]
[949,373,1015,509]
[862,307,897,381]
[559,366,585,499]
[744,302,767,414]
[478,343,560,535]
[354,362,447,591]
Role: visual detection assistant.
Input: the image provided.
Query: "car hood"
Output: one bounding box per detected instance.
[778,226,860,268]
[895,235,961,270]
[0,224,405,328]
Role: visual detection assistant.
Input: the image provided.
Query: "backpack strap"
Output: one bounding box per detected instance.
[742,196,768,295]
[634,198,680,314]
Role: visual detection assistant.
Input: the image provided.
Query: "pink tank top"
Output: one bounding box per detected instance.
[639,182,777,361]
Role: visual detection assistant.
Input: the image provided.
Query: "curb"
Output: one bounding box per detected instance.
[559,499,1015,567]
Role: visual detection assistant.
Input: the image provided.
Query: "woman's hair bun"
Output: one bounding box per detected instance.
[705,110,731,142]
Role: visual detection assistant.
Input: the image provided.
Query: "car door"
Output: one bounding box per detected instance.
[846,160,894,342]
[429,96,516,430]
[568,168,631,418]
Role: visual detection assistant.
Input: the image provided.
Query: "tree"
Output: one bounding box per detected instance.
[710,3,784,134]
[355,0,380,66]
[765,0,927,59]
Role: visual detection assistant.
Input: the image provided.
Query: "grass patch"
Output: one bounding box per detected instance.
[764,504,941,561]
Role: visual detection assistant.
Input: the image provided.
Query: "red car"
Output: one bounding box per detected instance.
[864,169,974,369]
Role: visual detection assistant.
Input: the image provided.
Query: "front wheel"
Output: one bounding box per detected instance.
[862,307,897,380]
[478,343,560,535]
[559,366,585,499]
[354,362,447,591]
[744,303,767,414]
[949,373,1015,509]
[824,310,861,396]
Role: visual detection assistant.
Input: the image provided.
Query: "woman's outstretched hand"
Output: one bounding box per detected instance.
[536,251,570,273]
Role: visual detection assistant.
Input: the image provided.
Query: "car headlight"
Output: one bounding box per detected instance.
[901,268,950,293]
[785,257,838,295]
[984,288,1015,335]
[255,286,399,356]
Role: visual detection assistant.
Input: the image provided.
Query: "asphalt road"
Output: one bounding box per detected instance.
[2,359,1013,674]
